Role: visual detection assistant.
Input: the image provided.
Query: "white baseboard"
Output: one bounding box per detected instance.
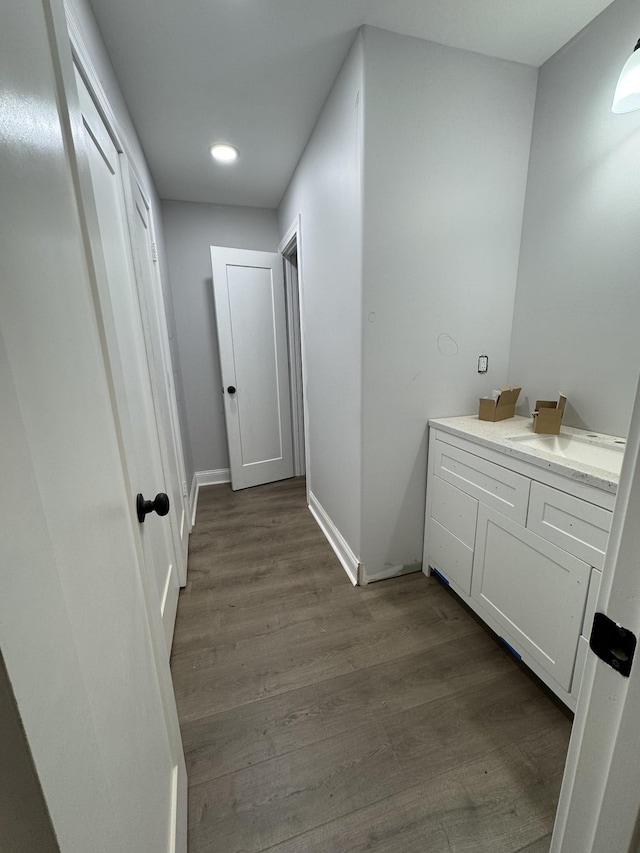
[189,468,231,527]
[308,491,360,586]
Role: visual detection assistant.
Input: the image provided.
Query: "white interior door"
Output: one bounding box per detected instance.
[127,174,190,581]
[551,370,640,852]
[0,1,186,848]
[75,67,179,646]
[211,247,295,490]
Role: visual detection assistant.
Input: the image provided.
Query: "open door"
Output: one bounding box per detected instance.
[210,246,294,490]
[126,174,190,582]
[74,66,180,647]
[0,0,186,848]
[552,368,640,852]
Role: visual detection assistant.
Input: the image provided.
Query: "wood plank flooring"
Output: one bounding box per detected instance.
[170,477,572,853]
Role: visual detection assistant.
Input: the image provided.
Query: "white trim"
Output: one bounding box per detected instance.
[190,468,231,527]
[308,491,360,585]
[278,215,300,256]
[281,245,305,477]
[197,468,231,486]
[279,215,311,503]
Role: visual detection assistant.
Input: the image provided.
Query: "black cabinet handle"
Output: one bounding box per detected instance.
[136,493,170,524]
[227,386,236,394]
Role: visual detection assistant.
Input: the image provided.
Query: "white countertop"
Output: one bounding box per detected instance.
[429,414,625,494]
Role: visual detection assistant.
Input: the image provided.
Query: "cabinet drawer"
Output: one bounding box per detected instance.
[430,475,478,548]
[427,517,474,595]
[472,506,590,691]
[527,482,612,569]
[433,439,530,523]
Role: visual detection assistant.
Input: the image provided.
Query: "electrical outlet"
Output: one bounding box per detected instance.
[478,354,489,374]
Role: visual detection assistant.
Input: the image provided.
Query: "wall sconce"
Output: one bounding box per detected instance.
[612,38,640,113]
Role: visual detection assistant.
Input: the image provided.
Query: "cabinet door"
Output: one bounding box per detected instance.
[472,506,590,690]
[427,518,474,595]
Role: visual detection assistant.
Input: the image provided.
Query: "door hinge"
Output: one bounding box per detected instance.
[589,612,637,677]
[151,241,158,262]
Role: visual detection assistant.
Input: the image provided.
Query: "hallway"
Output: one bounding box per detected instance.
[170,478,570,852]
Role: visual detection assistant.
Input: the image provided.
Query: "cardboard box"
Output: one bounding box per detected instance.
[532,394,567,434]
[478,386,521,422]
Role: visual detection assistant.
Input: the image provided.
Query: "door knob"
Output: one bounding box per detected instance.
[227,386,236,394]
[136,492,170,524]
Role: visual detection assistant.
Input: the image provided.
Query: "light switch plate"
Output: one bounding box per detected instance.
[478,354,489,374]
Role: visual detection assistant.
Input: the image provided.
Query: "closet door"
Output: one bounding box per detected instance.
[75,66,180,646]
[125,172,189,581]
[0,3,185,849]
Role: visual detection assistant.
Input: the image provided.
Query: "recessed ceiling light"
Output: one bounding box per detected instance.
[210,143,239,163]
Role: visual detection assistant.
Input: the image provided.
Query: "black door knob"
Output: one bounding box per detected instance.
[136,492,170,524]
[227,386,236,394]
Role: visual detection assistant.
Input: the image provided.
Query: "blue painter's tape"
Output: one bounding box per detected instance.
[431,567,450,586]
[499,637,522,661]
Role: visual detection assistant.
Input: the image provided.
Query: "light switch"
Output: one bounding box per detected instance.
[478,354,489,374]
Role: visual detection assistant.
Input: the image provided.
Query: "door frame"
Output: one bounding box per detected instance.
[279,215,310,490]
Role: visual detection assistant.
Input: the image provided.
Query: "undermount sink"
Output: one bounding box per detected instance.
[508,432,625,475]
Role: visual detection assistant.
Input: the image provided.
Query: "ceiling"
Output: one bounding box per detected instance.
[87,0,615,210]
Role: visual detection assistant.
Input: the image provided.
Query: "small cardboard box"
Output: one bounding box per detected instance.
[532,394,567,434]
[478,386,521,422]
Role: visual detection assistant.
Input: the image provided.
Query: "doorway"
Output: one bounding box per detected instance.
[210,219,308,492]
[280,222,307,481]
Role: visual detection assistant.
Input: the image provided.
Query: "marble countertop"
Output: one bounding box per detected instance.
[429,414,625,494]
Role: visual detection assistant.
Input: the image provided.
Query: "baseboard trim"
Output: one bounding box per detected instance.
[363,561,422,585]
[308,491,360,586]
[190,468,231,527]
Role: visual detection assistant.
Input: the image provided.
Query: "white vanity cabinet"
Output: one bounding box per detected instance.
[423,421,614,710]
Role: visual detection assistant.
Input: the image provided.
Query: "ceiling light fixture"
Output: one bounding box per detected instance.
[210,143,239,163]
[612,38,640,113]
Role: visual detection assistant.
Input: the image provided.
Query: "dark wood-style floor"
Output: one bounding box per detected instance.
[170,478,571,853]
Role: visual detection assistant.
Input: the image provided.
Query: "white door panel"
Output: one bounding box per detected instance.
[0,3,185,848]
[552,373,640,852]
[211,247,294,490]
[128,177,189,582]
[75,67,179,646]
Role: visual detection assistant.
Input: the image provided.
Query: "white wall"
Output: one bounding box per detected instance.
[279,33,364,559]
[360,27,538,580]
[508,0,640,437]
[161,201,281,480]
